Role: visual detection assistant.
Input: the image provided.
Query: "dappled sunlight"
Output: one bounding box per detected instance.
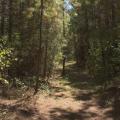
[0,0,120,119]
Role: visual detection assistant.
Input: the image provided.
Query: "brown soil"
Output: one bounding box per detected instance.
[35,79,113,120]
[0,63,115,120]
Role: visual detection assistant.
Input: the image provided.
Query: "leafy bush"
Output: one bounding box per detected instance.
[0,37,17,73]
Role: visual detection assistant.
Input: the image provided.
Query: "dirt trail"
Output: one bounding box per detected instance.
[35,84,112,120]
[0,63,113,120]
[35,64,113,120]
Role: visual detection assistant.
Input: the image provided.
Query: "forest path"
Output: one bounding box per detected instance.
[0,62,113,120]
[35,62,113,120]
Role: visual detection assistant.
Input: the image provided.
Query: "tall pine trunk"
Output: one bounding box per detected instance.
[35,0,44,94]
[0,0,5,36]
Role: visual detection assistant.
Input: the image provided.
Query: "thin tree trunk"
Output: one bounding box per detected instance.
[0,0,5,36]
[43,37,48,78]
[63,0,65,37]
[19,0,24,44]
[34,0,44,94]
[62,56,66,76]
[8,0,13,42]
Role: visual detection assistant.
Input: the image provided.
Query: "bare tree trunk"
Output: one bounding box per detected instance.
[8,0,13,42]
[63,0,65,37]
[0,0,5,36]
[43,37,48,78]
[34,0,44,94]
[62,56,66,76]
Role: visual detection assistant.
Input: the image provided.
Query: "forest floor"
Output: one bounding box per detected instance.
[0,62,114,120]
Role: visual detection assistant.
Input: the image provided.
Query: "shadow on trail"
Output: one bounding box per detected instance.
[49,101,115,120]
[74,92,93,101]
[63,64,101,91]
[0,98,46,120]
[50,108,98,120]
[50,63,119,120]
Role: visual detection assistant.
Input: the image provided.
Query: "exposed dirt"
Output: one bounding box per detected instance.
[35,78,113,120]
[0,63,115,120]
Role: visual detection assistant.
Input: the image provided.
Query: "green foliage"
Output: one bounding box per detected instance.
[69,0,120,86]
[0,37,17,72]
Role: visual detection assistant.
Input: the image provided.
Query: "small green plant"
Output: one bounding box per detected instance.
[0,37,17,75]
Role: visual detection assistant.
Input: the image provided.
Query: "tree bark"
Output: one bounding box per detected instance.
[35,0,44,94]
[0,0,5,36]
[8,0,13,43]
